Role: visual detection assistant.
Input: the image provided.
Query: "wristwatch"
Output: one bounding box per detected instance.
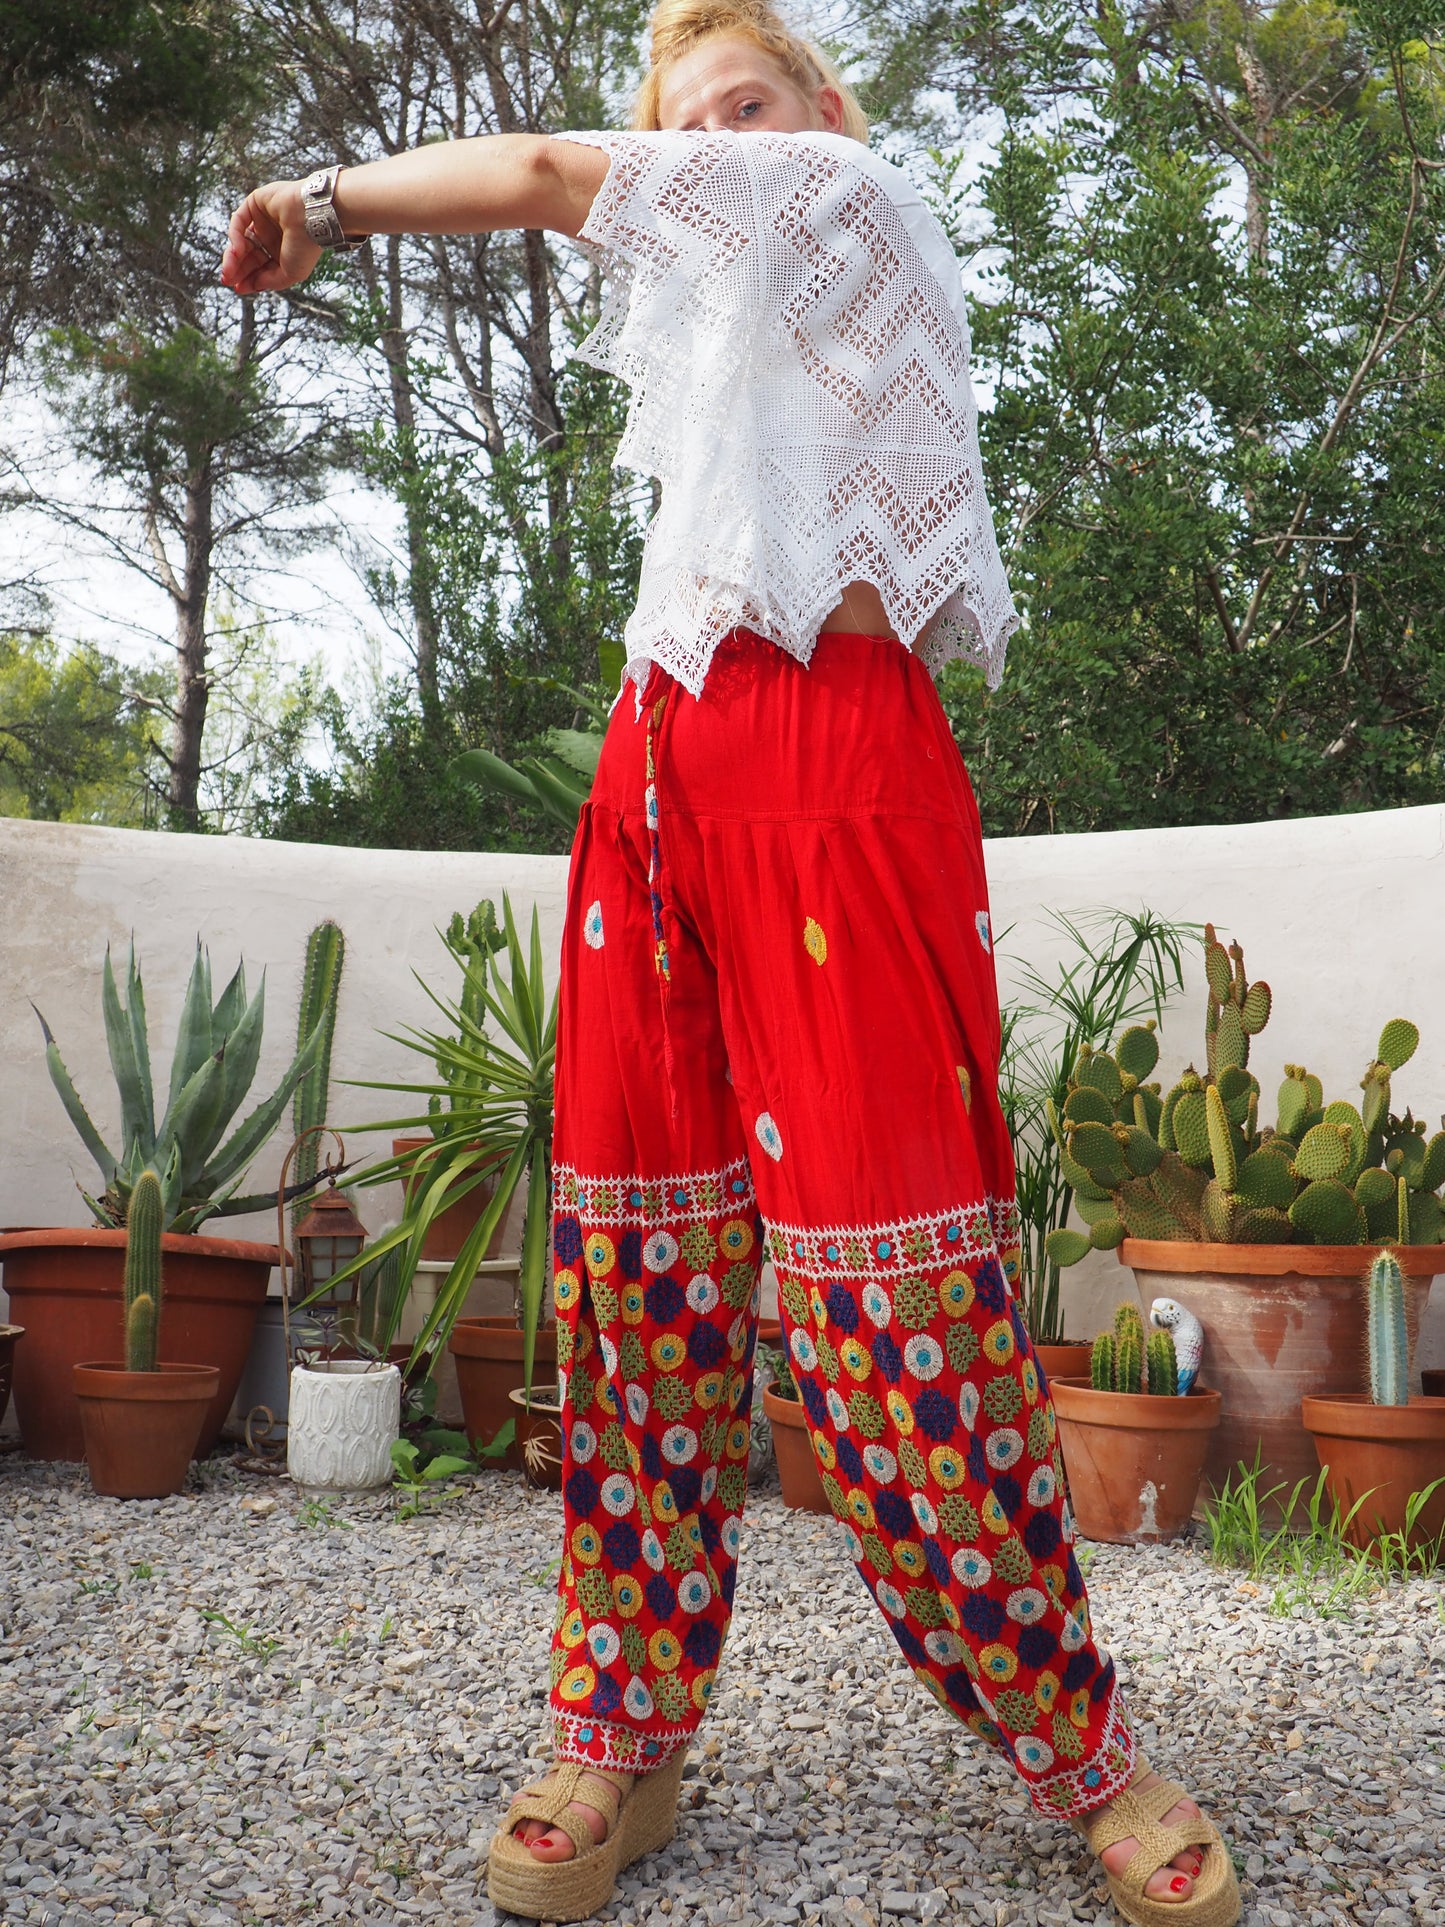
[301,166,370,251]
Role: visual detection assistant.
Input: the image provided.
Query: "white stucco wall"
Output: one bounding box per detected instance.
[3,803,1443,1367]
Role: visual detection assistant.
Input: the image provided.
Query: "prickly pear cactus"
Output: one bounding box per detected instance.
[1047,929,1445,1266]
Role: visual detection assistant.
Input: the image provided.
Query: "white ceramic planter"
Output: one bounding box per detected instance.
[287,1361,400,1492]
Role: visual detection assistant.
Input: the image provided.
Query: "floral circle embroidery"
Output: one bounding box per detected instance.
[612,1575,643,1618]
[661,1424,698,1464]
[790,1329,818,1372]
[925,1629,968,1666]
[904,1334,945,1381]
[928,1445,967,1490]
[571,1422,597,1464]
[861,1282,893,1328]
[588,1623,621,1667]
[910,1492,939,1534]
[600,1474,635,1517]
[640,1528,666,1571]
[583,900,605,949]
[677,1572,711,1615]
[986,1427,1024,1470]
[959,1382,981,1431]
[623,1677,655,1720]
[875,1580,906,1619]
[1007,1587,1048,1624]
[863,1443,898,1483]
[953,1546,992,1588]
[1027,1465,1057,1507]
[649,1629,682,1671]
[979,1643,1018,1683]
[975,909,992,953]
[686,1274,720,1314]
[571,1523,602,1566]
[1016,1736,1055,1772]
[825,1387,851,1429]
[559,1664,596,1701]
[585,1234,616,1279]
[803,916,828,965]
[643,1231,679,1273]
[721,1517,742,1560]
[719,1218,754,1260]
[625,1383,650,1425]
[754,1112,784,1161]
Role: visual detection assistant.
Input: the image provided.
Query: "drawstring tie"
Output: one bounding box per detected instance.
[644,692,681,1121]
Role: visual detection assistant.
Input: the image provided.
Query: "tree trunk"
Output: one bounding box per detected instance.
[166,458,214,829]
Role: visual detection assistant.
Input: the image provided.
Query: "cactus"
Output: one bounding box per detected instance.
[1046,923,1445,1269]
[1146,1328,1180,1396]
[1364,1249,1410,1405]
[290,921,346,1237]
[124,1169,165,1372]
[1091,1332,1115,1390]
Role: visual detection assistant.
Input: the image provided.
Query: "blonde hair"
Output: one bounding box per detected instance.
[632,0,869,145]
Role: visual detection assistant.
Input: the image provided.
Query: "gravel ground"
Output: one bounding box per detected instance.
[2,1451,1443,1927]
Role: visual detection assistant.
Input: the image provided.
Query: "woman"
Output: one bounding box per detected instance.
[223,7,1238,1924]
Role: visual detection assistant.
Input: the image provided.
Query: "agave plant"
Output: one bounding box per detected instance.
[35,942,327,1234]
[337,894,556,1391]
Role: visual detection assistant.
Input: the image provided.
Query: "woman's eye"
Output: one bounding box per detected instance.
[736,100,762,119]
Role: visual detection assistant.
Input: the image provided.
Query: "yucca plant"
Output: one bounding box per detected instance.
[35,943,328,1233]
[334,894,556,1393]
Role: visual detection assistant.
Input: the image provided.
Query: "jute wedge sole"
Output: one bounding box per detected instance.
[1073,1760,1240,1927]
[486,1750,688,1922]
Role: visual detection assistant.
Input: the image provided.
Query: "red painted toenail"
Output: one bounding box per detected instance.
[1171,1877,1189,1892]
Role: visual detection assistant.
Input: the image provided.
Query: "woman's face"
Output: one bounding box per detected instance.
[656,35,843,136]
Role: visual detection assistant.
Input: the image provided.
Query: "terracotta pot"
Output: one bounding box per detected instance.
[1120,1240,1441,1514]
[757,1318,783,1348]
[1034,1343,1095,1385]
[1051,1379,1222,1544]
[0,1324,22,1431]
[287,1362,401,1492]
[73,1362,221,1499]
[508,1383,565,1490]
[762,1383,831,1515]
[449,1317,558,1469]
[392,1137,506,1263]
[1300,1393,1445,1557]
[1,1229,276,1461]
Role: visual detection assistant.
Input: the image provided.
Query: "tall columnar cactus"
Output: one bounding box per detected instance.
[1364,1248,1410,1406]
[291,921,347,1237]
[124,1169,165,1373]
[1146,1328,1180,1396]
[1042,927,1445,1265]
[429,901,508,1137]
[1091,1331,1116,1390]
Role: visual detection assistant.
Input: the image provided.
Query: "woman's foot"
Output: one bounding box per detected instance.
[510,1767,633,1861]
[1084,1772,1206,1902]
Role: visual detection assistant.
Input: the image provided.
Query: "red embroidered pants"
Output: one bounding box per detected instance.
[547,632,1134,1818]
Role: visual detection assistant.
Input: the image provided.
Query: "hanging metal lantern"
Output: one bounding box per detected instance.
[292,1181,368,1297]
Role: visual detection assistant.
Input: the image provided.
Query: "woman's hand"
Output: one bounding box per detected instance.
[220,182,323,295]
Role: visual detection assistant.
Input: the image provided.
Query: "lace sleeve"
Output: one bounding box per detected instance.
[559,130,1018,696]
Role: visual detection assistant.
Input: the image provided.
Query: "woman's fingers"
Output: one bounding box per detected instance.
[220,184,323,294]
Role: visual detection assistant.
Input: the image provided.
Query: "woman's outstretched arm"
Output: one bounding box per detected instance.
[220,134,610,297]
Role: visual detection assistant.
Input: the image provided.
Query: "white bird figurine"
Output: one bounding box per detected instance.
[1149,1297,1204,1394]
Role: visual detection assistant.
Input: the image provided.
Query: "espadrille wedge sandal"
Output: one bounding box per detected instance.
[1074,1761,1240,1927]
[486,1751,688,1922]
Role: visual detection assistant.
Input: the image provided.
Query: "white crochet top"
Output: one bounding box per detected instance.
[562,129,1018,702]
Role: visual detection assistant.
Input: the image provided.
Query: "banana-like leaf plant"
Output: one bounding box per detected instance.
[35,942,327,1234]
[450,654,619,832]
[331,894,556,1395]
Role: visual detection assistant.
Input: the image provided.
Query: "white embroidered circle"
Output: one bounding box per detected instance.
[685,1274,719,1313]
[1027,1465,1057,1508]
[862,1443,898,1484]
[861,1282,893,1328]
[600,1474,635,1517]
[623,1676,654,1720]
[904,1334,944,1381]
[588,1623,621,1667]
[643,1231,679,1273]
[584,900,605,949]
[677,1572,711,1615]
[985,1426,1024,1470]
[875,1580,906,1619]
[975,909,992,953]
[910,1492,939,1535]
[661,1424,698,1464]
[952,1546,992,1589]
[625,1382,650,1425]
[754,1112,783,1161]
[570,1421,597,1464]
[640,1528,665,1571]
[1006,1587,1048,1624]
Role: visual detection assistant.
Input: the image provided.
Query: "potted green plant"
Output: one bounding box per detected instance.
[3,942,332,1461]
[1301,1249,1445,1558]
[1050,1302,1221,1543]
[1046,925,1445,1507]
[757,1343,830,1515]
[72,1169,220,1499]
[997,909,1192,1378]
[336,895,556,1465]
